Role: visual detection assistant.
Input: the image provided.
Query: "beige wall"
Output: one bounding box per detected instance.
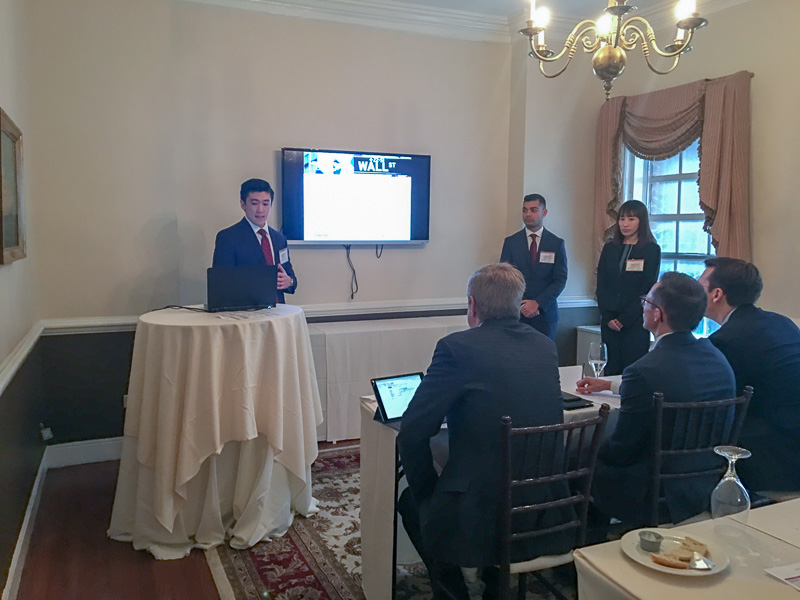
[511,0,800,314]
[4,0,798,366]
[0,0,38,364]
[23,0,511,318]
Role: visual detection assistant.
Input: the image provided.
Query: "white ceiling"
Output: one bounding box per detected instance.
[387,0,664,20]
[184,0,741,45]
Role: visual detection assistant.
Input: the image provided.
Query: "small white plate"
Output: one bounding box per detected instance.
[620,529,730,577]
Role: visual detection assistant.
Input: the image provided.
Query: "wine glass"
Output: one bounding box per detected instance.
[588,342,607,378]
[710,445,751,520]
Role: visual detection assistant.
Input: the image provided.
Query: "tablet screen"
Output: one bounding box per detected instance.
[372,373,423,421]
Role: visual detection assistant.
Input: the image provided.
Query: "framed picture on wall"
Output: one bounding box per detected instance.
[0,107,24,264]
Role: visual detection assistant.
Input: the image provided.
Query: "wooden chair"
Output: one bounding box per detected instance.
[498,404,610,600]
[648,386,753,526]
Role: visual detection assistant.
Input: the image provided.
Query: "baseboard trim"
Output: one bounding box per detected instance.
[1,437,125,599]
[1,454,47,600]
[43,437,123,469]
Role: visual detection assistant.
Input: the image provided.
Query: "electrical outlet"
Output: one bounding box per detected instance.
[39,423,53,441]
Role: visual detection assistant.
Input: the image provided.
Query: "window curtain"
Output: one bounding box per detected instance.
[593,70,752,260]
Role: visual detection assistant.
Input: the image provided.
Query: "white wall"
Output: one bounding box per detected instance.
[7,0,799,360]
[513,0,800,314]
[0,0,38,365]
[22,0,511,319]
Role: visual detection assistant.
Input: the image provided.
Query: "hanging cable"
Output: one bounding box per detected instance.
[345,245,359,299]
[375,244,384,258]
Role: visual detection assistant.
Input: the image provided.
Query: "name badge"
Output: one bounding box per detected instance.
[539,251,556,264]
[626,259,645,272]
[279,248,289,264]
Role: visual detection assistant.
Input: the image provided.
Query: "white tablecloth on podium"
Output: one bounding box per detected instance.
[108,305,323,559]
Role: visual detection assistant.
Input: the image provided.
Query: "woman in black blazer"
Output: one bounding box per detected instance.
[596,200,661,375]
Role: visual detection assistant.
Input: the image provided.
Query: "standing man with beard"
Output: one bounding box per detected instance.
[501,193,568,340]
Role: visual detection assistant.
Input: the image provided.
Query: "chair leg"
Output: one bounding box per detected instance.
[531,570,572,600]
[516,572,527,600]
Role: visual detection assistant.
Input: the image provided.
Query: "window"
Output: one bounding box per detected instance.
[622,139,718,336]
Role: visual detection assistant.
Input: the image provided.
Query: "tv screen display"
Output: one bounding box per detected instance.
[281,147,430,244]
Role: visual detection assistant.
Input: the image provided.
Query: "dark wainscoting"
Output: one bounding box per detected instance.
[37,332,135,444]
[0,344,46,591]
[555,306,601,366]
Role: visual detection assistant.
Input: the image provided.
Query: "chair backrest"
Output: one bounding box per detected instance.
[499,405,610,594]
[648,386,753,526]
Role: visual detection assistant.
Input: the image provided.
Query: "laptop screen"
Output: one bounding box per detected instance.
[206,266,278,312]
[371,372,424,422]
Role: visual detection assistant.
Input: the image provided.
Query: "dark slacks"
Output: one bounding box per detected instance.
[600,320,650,376]
[397,488,471,600]
[520,314,557,341]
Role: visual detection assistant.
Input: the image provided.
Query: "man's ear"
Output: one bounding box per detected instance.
[710,287,725,304]
[467,296,479,327]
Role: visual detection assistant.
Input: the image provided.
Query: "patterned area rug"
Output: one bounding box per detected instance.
[208,444,576,600]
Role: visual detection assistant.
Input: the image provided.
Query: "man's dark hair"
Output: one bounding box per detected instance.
[523,193,546,209]
[240,178,274,202]
[651,272,707,332]
[704,257,763,306]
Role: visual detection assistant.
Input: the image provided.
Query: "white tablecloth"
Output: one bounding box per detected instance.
[108,305,323,559]
[313,316,467,442]
[575,504,800,599]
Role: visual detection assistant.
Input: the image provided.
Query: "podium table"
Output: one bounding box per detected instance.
[108,305,323,559]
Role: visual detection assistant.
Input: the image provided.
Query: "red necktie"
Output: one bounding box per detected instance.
[257,229,274,265]
[529,233,539,265]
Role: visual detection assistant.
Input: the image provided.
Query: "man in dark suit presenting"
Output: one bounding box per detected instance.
[500,193,567,340]
[397,263,572,600]
[577,273,735,526]
[213,178,297,304]
[699,257,800,492]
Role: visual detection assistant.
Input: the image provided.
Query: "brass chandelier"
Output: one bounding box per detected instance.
[519,0,708,100]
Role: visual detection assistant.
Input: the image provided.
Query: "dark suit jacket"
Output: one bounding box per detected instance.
[500,228,568,324]
[596,240,661,328]
[709,304,800,491]
[397,318,574,567]
[593,331,736,525]
[212,218,297,303]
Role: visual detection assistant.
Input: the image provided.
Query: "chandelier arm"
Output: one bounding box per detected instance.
[538,58,577,79]
[621,17,692,58]
[642,52,682,76]
[618,23,682,75]
[529,20,601,63]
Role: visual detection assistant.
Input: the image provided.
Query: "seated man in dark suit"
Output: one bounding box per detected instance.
[212,178,297,304]
[699,257,800,492]
[577,272,735,526]
[397,263,573,600]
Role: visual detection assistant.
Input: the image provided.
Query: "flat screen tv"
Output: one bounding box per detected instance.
[281,147,430,244]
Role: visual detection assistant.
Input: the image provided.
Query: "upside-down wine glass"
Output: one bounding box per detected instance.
[710,445,751,520]
[588,342,607,378]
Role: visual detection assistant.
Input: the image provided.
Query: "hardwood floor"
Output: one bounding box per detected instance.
[16,461,219,600]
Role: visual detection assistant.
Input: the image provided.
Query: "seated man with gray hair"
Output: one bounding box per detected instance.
[397,262,572,600]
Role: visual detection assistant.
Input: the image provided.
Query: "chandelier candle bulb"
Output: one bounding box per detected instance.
[529,0,535,21]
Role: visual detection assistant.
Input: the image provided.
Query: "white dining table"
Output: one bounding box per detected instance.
[574,499,800,599]
[358,365,621,600]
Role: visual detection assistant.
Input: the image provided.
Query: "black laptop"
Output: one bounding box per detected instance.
[206,265,278,312]
[370,372,424,429]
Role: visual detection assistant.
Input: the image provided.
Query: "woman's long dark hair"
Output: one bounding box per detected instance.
[612,200,656,246]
